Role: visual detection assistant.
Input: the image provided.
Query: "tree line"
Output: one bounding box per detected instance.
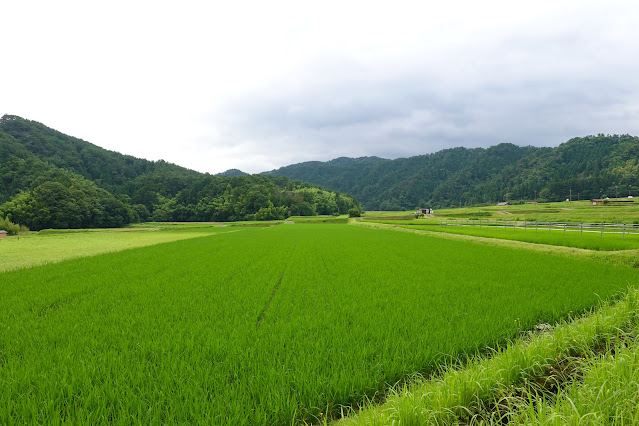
[0,115,360,230]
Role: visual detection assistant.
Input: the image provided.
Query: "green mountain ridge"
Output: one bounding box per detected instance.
[0,115,360,230]
[3,113,637,228]
[268,136,639,210]
[216,168,248,177]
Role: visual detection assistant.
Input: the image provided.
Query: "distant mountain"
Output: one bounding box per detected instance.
[217,168,248,176]
[0,115,360,229]
[269,136,639,210]
[5,113,637,222]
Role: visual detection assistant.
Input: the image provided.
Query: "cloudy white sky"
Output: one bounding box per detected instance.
[2,1,639,174]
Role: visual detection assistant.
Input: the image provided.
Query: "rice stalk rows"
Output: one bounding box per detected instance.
[1,224,637,424]
[341,287,639,425]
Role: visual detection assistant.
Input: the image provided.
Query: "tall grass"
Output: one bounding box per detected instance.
[499,332,639,425]
[1,224,637,424]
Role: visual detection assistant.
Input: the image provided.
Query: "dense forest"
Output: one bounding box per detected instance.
[3,114,638,229]
[268,136,639,210]
[0,115,360,230]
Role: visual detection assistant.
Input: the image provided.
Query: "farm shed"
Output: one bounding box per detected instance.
[416,208,433,214]
[496,202,509,206]
[591,199,604,205]
[0,230,7,239]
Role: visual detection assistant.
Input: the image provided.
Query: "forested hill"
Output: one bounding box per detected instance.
[268,135,639,210]
[0,115,360,230]
[0,114,201,195]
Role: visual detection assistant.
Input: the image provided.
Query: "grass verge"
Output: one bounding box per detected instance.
[338,287,639,425]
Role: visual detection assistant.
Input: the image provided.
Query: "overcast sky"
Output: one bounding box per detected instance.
[2,1,639,174]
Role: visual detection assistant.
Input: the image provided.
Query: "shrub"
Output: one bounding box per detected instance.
[0,217,29,235]
[348,208,362,218]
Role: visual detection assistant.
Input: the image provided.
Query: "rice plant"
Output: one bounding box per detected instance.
[1,224,637,424]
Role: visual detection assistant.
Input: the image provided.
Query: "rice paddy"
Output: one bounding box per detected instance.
[341,286,639,425]
[399,223,639,251]
[430,200,639,223]
[0,225,235,272]
[1,223,638,424]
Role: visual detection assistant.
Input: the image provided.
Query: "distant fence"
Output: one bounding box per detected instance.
[437,219,639,239]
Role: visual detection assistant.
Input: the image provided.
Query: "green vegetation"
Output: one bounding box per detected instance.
[0,177,137,230]
[348,208,362,217]
[269,135,639,210]
[1,224,637,424]
[361,201,639,251]
[0,115,360,229]
[341,287,639,425]
[501,329,639,424]
[286,215,349,224]
[0,216,28,235]
[0,225,233,272]
[400,224,639,251]
[433,200,639,223]
[4,114,639,423]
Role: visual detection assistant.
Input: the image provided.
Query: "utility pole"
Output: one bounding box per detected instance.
[569,189,572,202]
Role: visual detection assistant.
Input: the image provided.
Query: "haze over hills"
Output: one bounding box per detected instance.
[0,115,360,230]
[268,136,639,210]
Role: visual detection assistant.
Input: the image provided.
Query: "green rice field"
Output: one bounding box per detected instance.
[398,223,639,251]
[0,225,235,272]
[429,200,639,223]
[1,223,638,424]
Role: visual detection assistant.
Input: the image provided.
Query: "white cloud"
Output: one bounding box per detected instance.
[2,0,639,174]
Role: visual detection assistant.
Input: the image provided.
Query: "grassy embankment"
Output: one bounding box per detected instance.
[2,224,636,424]
[339,286,639,425]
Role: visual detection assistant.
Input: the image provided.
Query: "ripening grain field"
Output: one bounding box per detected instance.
[1,224,637,424]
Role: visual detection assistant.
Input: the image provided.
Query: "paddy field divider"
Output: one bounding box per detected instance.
[438,219,639,239]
